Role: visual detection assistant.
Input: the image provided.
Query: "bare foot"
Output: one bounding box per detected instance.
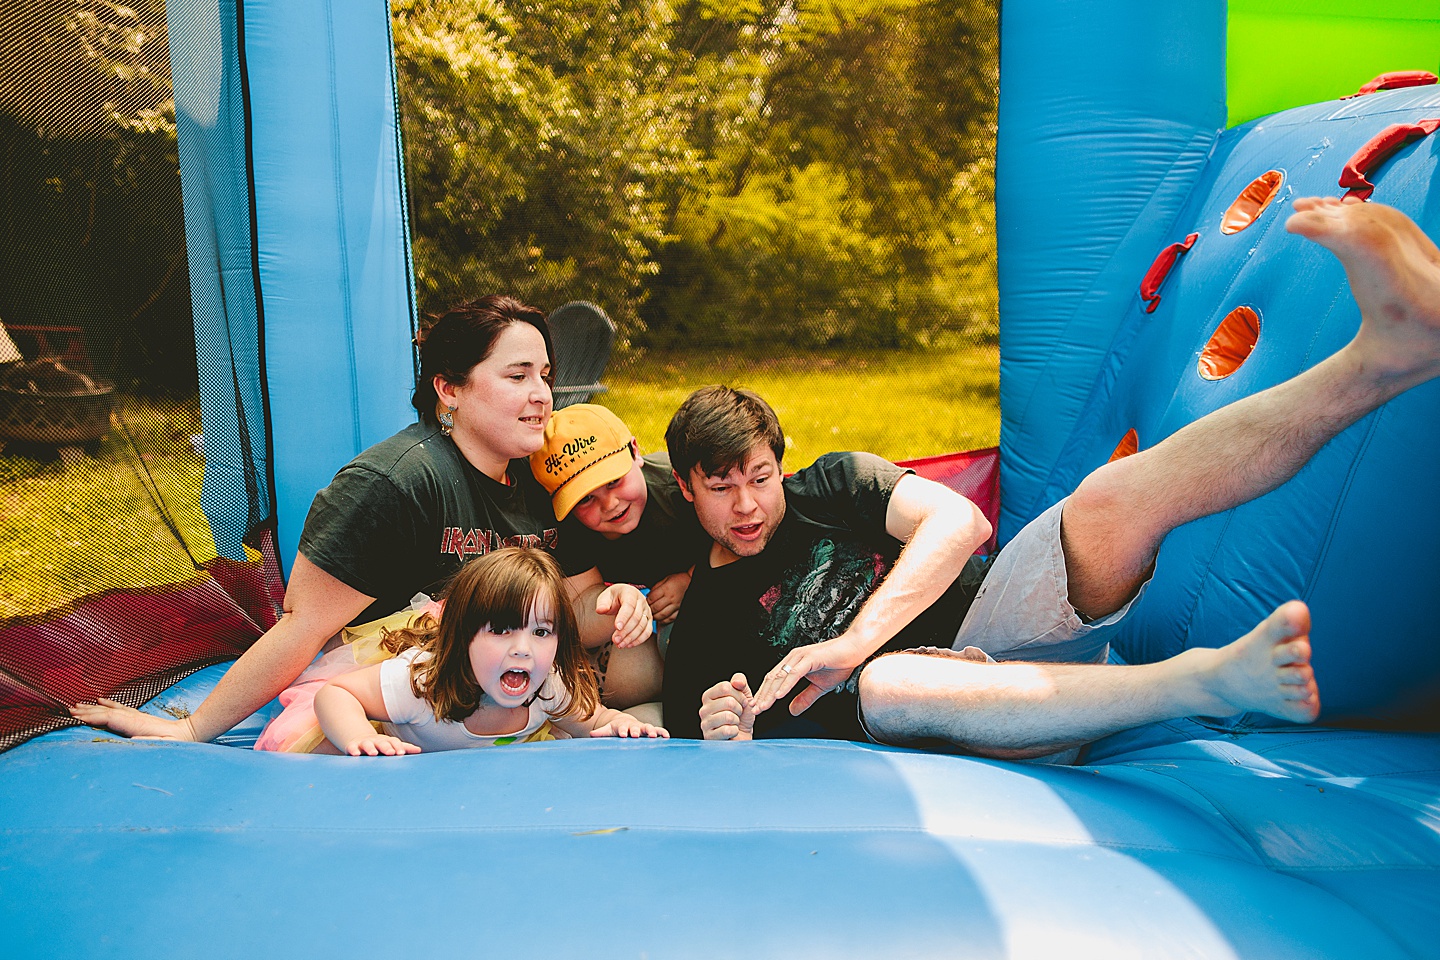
[1286,196,1440,386]
[1199,601,1320,723]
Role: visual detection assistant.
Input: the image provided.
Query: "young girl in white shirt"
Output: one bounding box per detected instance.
[314,546,667,755]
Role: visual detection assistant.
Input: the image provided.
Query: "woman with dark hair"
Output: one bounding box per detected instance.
[75,295,660,743]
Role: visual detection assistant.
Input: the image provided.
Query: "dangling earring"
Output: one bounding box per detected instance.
[439,405,456,437]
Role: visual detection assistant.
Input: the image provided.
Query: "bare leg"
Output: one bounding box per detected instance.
[590,636,664,710]
[860,601,1318,759]
[1063,198,1440,617]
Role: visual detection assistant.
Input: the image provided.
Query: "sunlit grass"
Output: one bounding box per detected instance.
[602,339,1000,470]
[0,395,215,620]
[2,344,999,619]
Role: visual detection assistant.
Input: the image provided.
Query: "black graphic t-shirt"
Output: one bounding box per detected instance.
[299,421,567,624]
[662,452,988,740]
[556,453,710,588]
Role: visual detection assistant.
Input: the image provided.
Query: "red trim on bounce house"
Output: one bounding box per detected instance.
[1139,233,1200,314]
[0,531,285,751]
[1340,119,1440,201]
[1352,71,1438,97]
[897,446,1000,555]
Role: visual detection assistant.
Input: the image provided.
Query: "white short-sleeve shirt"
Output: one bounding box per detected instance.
[378,648,570,750]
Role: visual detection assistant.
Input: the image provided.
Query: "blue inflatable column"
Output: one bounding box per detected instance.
[170,0,416,572]
[995,0,1226,541]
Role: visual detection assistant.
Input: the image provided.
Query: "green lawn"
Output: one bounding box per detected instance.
[1,342,999,619]
[0,395,215,621]
[603,340,1000,470]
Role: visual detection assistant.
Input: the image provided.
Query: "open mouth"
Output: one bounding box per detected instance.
[500,669,531,697]
[605,505,631,526]
[732,522,763,540]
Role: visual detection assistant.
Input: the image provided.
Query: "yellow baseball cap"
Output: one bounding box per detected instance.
[530,404,636,521]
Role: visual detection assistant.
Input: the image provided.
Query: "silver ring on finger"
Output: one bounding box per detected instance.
[781,663,793,675]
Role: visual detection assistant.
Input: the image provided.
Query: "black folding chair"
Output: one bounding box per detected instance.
[546,301,616,409]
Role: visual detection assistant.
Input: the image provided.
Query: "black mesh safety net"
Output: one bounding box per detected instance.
[0,0,281,751]
[391,0,1002,531]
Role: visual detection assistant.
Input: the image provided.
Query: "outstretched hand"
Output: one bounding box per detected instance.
[69,697,200,742]
[750,636,869,718]
[341,733,422,757]
[594,583,654,648]
[646,570,691,624]
[591,715,669,738]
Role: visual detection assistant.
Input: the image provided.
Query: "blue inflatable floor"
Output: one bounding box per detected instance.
[3,665,1437,958]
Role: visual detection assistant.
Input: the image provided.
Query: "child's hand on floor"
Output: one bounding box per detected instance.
[591,714,669,739]
[341,733,422,757]
[646,571,692,623]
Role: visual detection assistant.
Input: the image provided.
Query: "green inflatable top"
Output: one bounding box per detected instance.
[1228,0,1440,126]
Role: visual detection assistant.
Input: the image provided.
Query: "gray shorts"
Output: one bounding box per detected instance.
[950,497,1148,665]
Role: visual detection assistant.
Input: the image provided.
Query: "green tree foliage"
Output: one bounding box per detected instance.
[394,0,690,342]
[395,0,998,348]
[0,0,192,392]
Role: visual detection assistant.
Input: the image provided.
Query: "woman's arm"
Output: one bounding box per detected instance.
[69,554,376,742]
[314,664,420,756]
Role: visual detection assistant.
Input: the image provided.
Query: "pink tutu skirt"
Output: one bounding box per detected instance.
[254,598,443,753]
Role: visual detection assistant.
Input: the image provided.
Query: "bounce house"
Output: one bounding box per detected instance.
[4,1,1440,956]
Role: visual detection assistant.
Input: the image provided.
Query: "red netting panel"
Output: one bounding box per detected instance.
[898,445,999,554]
[0,531,284,752]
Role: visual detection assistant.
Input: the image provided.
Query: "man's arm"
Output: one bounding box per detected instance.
[749,473,991,717]
[564,566,654,650]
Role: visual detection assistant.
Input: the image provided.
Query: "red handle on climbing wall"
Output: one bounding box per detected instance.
[1339,119,1440,201]
[1353,71,1438,96]
[1139,233,1199,314]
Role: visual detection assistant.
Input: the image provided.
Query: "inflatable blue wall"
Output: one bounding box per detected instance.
[173,0,416,571]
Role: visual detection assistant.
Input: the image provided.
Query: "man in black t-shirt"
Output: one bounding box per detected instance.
[661,382,1331,757]
[661,448,992,740]
[661,387,994,741]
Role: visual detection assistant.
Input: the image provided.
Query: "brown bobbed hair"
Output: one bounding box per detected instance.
[411,295,554,424]
[381,547,599,723]
[665,385,786,486]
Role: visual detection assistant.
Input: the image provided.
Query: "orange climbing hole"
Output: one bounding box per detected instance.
[1221,170,1284,235]
[1108,428,1139,463]
[1199,306,1260,380]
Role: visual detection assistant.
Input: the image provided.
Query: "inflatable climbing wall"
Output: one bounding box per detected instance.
[997,1,1440,727]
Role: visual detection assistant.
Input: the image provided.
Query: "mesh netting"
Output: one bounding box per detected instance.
[0,0,280,750]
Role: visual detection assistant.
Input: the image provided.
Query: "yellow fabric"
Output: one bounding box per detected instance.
[341,607,431,665]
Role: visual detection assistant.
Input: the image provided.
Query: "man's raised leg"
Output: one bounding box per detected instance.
[1061,198,1440,618]
[860,602,1318,758]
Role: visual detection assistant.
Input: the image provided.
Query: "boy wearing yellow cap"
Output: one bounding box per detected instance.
[532,404,710,632]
